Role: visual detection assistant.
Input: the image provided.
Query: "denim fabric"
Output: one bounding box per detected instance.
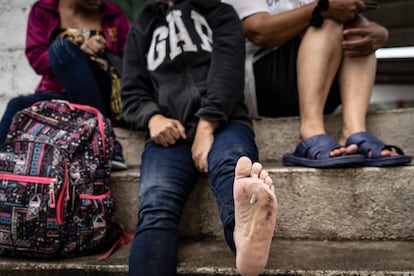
[49,39,112,118]
[0,92,67,145]
[128,123,258,276]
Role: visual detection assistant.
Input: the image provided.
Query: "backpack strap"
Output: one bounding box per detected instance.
[96,224,134,261]
[67,102,108,156]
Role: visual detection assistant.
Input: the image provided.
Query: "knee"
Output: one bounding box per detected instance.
[6,96,28,112]
[49,38,73,54]
[320,19,343,41]
[137,210,180,231]
[48,39,80,65]
[138,189,184,225]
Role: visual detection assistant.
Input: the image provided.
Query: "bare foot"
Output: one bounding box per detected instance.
[341,134,399,158]
[299,134,357,158]
[330,143,359,157]
[233,156,277,276]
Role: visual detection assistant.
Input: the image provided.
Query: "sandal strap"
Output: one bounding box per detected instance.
[294,134,342,160]
[345,131,405,159]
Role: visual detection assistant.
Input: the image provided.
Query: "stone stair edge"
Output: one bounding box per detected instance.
[112,162,414,178]
[115,107,414,166]
[0,239,413,275]
[110,164,414,241]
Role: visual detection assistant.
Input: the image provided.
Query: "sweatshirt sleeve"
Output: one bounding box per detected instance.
[121,25,161,130]
[25,3,55,77]
[194,3,246,122]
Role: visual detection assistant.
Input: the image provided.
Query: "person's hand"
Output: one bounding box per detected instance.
[323,0,365,23]
[342,21,389,57]
[191,119,219,173]
[148,114,187,147]
[80,35,107,57]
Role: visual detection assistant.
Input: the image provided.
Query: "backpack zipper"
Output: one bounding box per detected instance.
[0,173,58,210]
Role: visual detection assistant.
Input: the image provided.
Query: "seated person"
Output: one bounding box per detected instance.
[0,0,131,170]
[223,0,411,167]
[121,0,278,275]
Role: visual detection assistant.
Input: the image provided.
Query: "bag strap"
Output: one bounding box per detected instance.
[68,102,108,156]
[56,158,70,224]
[96,224,134,261]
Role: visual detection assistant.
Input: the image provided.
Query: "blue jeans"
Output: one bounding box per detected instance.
[128,123,258,276]
[49,39,112,118]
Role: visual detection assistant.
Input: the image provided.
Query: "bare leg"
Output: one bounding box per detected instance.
[234,156,277,276]
[297,20,342,139]
[297,19,351,157]
[339,16,375,143]
[339,17,395,157]
[297,19,359,156]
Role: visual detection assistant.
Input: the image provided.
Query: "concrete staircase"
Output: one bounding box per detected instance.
[0,108,413,275]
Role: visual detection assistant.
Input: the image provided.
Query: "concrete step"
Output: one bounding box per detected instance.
[0,110,412,275]
[113,108,414,240]
[115,107,414,167]
[112,163,414,240]
[0,239,413,275]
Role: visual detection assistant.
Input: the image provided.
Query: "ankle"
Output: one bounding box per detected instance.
[299,129,326,141]
[341,129,367,144]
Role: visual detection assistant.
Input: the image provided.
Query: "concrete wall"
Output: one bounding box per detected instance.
[0,0,39,105]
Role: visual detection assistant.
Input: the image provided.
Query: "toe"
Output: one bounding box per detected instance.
[259,169,269,181]
[265,176,274,190]
[235,156,253,180]
[345,144,358,155]
[251,162,262,178]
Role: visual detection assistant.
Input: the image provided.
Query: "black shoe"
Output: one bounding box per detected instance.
[112,140,127,171]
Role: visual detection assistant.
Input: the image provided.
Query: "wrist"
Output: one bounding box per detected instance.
[310,0,329,27]
[197,119,219,133]
[148,113,163,128]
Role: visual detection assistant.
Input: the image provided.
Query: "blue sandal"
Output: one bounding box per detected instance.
[345,131,411,167]
[283,134,364,168]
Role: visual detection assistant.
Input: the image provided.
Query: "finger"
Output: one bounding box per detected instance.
[344,49,372,57]
[94,38,107,51]
[153,137,166,147]
[84,40,101,55]
[153,132,174,147]
[96,35,107,45]
[84,45,95,56]
[342,37,369,49]
[164,132,178,146]
[88,44,99,55]
[174,121,187,139]
[161,136,174,147]
[343,28,367,37]
[345,51,359,57]
[343,40,373,55]
[86,38,105,54]
[198,156,208,173]
[169,127,182,140]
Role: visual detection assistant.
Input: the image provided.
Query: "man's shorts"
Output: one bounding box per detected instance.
[253,36,341,117]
